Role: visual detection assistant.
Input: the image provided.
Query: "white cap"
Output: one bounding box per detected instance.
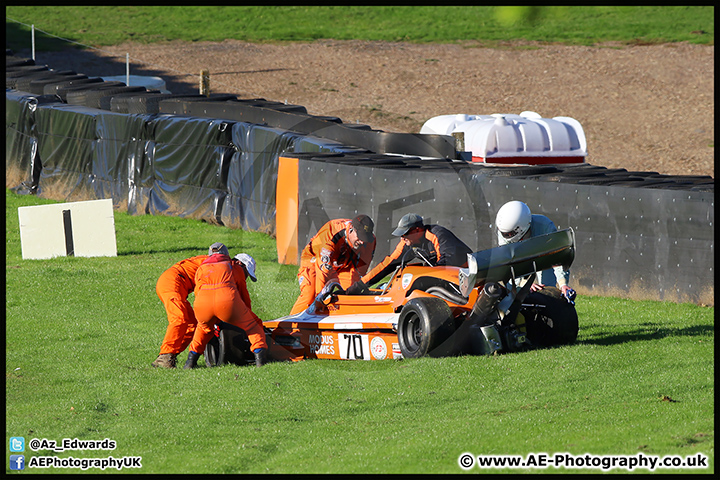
[234,253,257,282]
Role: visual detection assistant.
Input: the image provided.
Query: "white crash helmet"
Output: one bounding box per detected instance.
[496,201,532,245]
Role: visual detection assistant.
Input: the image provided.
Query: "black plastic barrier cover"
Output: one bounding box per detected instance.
[223,123,369,232]
[295,157,714,305]
[5,91,54,193]
[34,104,99,201]
[95,111,152,212]
[158,99,456,158]
[5,87,713,305]
[7,93,367,230]
[146,115,234,223]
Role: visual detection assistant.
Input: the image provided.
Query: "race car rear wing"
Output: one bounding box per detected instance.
[459,228,575,297]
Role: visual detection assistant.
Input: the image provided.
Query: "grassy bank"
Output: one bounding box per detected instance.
[6,6,714,51]
[5,189,714,473]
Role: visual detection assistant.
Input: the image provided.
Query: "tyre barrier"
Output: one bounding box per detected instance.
[5,67,56,88]
[26,74,89,95]
[12,70,78,92]
[6,65,50,78]
[118,93,196,114]
[65,84,143,107]
[56,81,127,102]
[78,85,148,109]
[5,51,714,305]
[100,90,162,112]
[43,77,105,96]
[6,55,36,68]
[277,152,713,305]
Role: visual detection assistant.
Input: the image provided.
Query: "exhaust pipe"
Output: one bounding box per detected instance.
[465,282,505,355]
[468,282,504,326]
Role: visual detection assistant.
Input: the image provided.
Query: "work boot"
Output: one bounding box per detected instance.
[184,351,200,369]
[151,353,177,369]
[254,348,268,367]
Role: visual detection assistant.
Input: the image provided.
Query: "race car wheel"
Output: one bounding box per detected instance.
[203,322,254,367]
[397,297,457,358]
[205,336,221,367]
[522,287,579,347]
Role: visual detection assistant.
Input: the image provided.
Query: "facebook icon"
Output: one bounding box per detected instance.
[10,455,25,470]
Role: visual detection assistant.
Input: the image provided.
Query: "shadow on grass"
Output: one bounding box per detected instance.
[7,23,200,95]
[118,245,211,256]
[579,324,713,346]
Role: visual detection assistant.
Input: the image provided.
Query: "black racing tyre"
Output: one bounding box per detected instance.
[613,178,682,189]
[13,70,77,92]
[58,81,126,102]
[690,184,714,192]
[204,321,254,367]
[100,90,161,111]
[27,74,88,95]
[205,336,221,367]
[81,86,147,109]
[473,165,559,177]
[6,57,35,67]
[43,77,103,96]
[522,287,578,347]
[536,173,608,183]
[6,65,49,77]
[173,93,239,102]
[599,176,649,186]
[644,182,696,190]
[554,164,607,172]
[608,178,667,187]
[649,174,713,183]
[125,94,205,114]
[556,168,607,177]
[575,176,629,185]
[397,297,457,358]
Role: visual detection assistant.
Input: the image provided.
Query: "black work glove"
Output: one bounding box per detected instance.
[346,280,369,295]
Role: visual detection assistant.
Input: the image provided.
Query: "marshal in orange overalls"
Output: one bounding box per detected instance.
[290,217,375,314]
[188,253,267,355]
[155,255,207,355]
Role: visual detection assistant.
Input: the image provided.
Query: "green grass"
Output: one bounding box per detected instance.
[5,6,714,51]
[5,189,714,474]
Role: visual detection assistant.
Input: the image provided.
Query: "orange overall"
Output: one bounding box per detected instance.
[155,255,207,355]
[290,219,375,314]
[188,254,267,355]
[361,225,472,286]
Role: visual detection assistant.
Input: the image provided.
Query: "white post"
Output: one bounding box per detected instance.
[31,25,35,61]
[126,53,130,86]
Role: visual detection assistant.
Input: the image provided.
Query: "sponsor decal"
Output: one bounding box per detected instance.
[402,273,413,289]
[392,343,403,359]
[308,333,335,355]
[320,248,332,269]
[371,337,387,360]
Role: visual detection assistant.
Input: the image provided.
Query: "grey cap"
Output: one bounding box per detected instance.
[350,214,375,244]
[392,213,424,236]
[234,253,257,282]
[208,242,229,256]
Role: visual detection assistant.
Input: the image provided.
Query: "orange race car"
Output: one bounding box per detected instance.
[205,228,578,366]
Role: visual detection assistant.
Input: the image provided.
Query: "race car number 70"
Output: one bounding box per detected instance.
[339,334,370,360]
